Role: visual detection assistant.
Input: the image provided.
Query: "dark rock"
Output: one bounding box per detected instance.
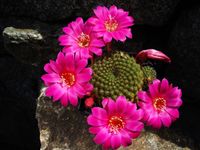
[0,56,41,149]
[83,0,181,26]
[129,0,181,26]
[0,55,39,112]
[0,0,180,26]
[166,5,200,103]
[1,18,61,65]
[0,0,78,22]
[0,97,40,150]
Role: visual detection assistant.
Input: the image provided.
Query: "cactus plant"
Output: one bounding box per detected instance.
[91,51,145,102]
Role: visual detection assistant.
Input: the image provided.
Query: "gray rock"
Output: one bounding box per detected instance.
[0,0,180,26]
[166,5,200,103]
[36,88,100,150]
[119,130,190,150]
[2,18,61,65]
[3,27,43,43]
[37,88,194,150]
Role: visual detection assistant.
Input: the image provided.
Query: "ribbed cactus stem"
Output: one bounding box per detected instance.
[91,51,145,102]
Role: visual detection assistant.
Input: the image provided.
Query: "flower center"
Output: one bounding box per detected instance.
[104,15,118,32]
[77,32,90,48]
[153,97,166,111]
[61,72,75,87]
[108,116,125,134]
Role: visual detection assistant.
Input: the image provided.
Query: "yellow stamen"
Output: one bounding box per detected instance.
[61,72,75,87]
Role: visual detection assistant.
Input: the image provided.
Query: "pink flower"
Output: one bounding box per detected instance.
[41,52,93,107]
[87,96,144,149]
[58,17,105,59]
[138,78,182,129]
[135,49,171,63]
[88,5,134,43]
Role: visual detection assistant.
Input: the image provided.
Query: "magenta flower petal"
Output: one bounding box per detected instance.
[41,73,60,83]
[45,84,59,97]
[87,96,144,149]
[75,59,88,73]
[167,98,183,107]
[89,126,102,134]
[60,93,69,107]
[138,78,183,129]
[91,107,108,120]
[58,17,105,59]
[120,129,132,147]
[137,91,151,102]
[94,128,110,145]
[147,112,162,129]
[165,108,179,119]
[111,134,121,149]
[149,79,160,98]
[125,121,144,132]
[76,73,92,83]
[87,115,107,126]
[68,89,78,106]
[56,52,66,65]
[160,78,169,93]
[128,109,144,121]
[72,85,85,97]
[89,5,134,43]
[103,32,112,43]
[129,132,141,139]
[41,52,92,107]
[102,98,110,108]
[49,60,61,73]
[116,96,127,113]
[102,136,111,150]
[80,68,93,75]
[52,87,65,101]
[159,111,172,127]
[44,63,53,73]
[90,48,102,56]
[83,83,94,93]
[106,98,116,115]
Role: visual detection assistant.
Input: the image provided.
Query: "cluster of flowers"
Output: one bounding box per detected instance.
[42,5,182,150]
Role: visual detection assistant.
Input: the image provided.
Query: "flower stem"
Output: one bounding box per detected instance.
[106,42,112,53]
[91,54,94,65]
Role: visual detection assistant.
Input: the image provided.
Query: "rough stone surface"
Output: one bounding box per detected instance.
[1,18,61,65]
[0,0,78,22]
[166,5,200,103]
[36,88,100,150]
[37,88,194,150]
[3,27,43,42]
[119,131,190,150]
[0,0,180,26]
[129,0,180,26]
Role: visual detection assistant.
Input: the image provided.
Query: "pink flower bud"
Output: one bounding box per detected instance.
[136,49,171,63]
[85,97,94,108]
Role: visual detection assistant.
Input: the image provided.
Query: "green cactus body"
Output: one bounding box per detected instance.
[142,66,157,88]
[91,51,144,102]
